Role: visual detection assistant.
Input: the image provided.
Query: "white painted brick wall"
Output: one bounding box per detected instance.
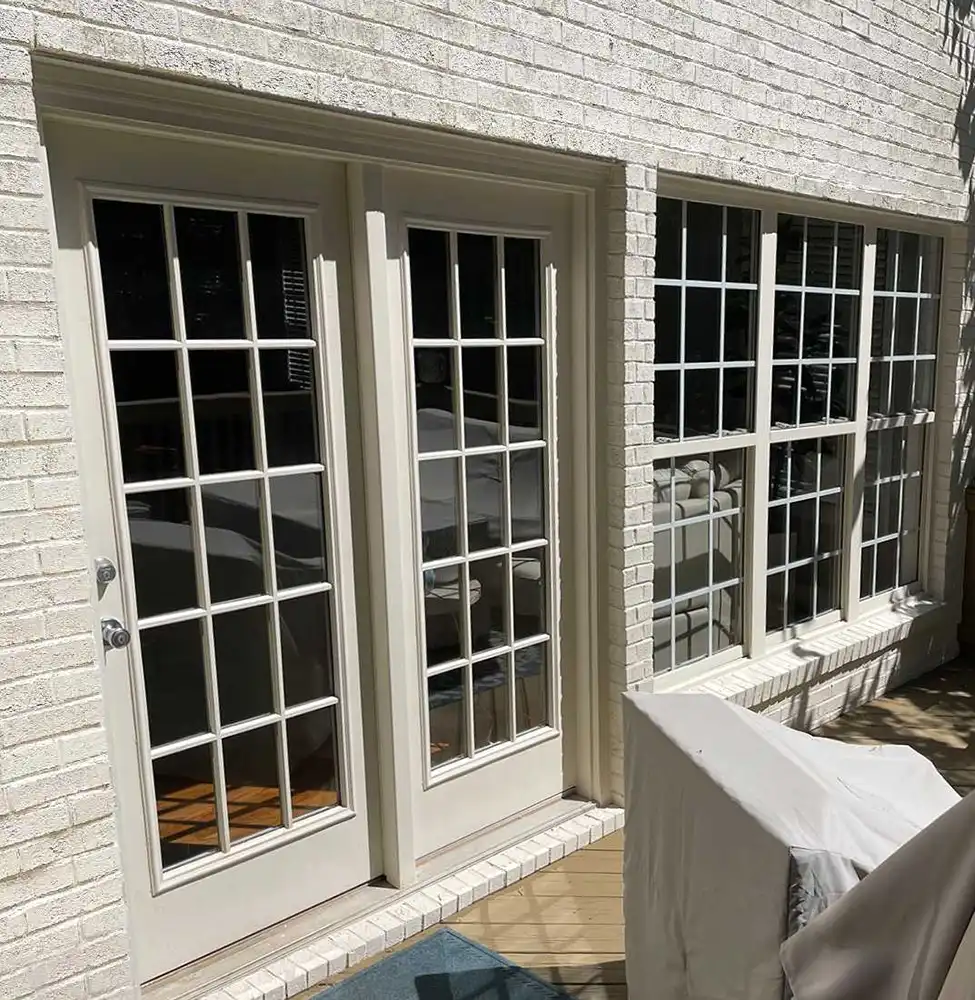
[0,0,971,996]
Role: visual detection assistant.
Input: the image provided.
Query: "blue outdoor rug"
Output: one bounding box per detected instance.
[312,927,570,999]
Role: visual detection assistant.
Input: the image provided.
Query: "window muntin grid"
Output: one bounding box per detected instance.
[860,425,925,598]
[772,216,863,428]
[652,450,745,674]
[654,198,759,442]
[407,227,553,774]
[869,229,942,420]
[93,198,345,875]
[766,437,846,634]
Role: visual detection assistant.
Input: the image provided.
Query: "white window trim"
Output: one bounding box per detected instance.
[652,180,950,685]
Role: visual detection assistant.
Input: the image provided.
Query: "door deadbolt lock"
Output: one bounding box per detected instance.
[94,558,117,585]
[101,617,131,651]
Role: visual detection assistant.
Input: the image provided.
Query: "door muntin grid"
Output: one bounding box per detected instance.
[91,196,350,881]
[406,226,555,778]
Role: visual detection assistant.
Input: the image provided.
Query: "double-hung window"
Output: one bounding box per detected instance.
[652,194,942,678]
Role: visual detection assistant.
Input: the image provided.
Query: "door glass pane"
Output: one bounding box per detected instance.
[420,459,460,560]
[458,233,498,338]
[515,644,547,733]
[128,489,197,618]
[155,745,219,869]
[409,228,451,339]
[190,351,256,474]
[429,669,467,767]
[504,237,540,338]
[270,473,328,590]
[94,199,173,341]
[202,480,265,603]
[466,454,504,552]
[141,620,209,748]
[280,593,334,707]
[112,350,185,482]
[223,724,283,844]
[213,606,274,725]
[415,347,457,452]
[260,349,319,467]
[473,656,509,749]
[175,207,245,340]
[248,214,311,340]
[470,555,507,653]
[462,346,501,445]
[288,707,340,820]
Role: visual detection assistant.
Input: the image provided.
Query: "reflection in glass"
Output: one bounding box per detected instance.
[222,724,282,843]
[462,347,500,446]
[861,547,875,599]
[94,200,173,341]
[154,745,219,869]
[473,656,509,750]
[409,229,452,339]
[202,480,264,603]
[249,214,310,340]
[429,669,466,767]
[686,202,722,280]
[510,448,544,543]
[918,298,939,355]
[725,289,756,361]
[288,707,340,819]
[875,539,898,593]
[414,347,456,452]
[776,215,804,285]
[685,288,720,361]
[798,366,829,424]
[261,349,318,466]
[655,199,682,279]
[713,586,740,653]
[726,207,757,282]
[515,645,547,733]
[653,608,673,674]
[466,454,504,553]
[424,563,465,667]
[766,572,785,633]
[458,233,497,338]
[513,549,545,640]
[894,299,918,355]
[654,530,672,602]
[112,351,185,481]
[190,350,255,473]
[507,345,542,441]
[674,519,708,595]
[655,371,680,440]
[280,593,334,707]
[773,292,801,359]
[685,370,719,436]
[270,473,328,589]
[174,207,245,340]
[806,219,835,287]
[655,285,680,365]
[213,606,274,725]
[723,369,750,433]
[713,515,740,585]
[141,620,209,748]
[420,459,460,560]
[897,232,921,292]
[470,556,507,653]
[128,489,196,617]
[504,238,540,338]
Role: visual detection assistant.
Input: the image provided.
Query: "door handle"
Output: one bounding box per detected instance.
[101,617,131,651]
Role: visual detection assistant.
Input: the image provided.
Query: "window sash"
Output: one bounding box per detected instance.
[652,201,942,673]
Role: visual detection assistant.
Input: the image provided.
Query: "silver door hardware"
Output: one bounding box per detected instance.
[94,558,117,585]
[101,617,131,651]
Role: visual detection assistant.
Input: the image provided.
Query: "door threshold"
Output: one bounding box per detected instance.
[143,798,622,1000]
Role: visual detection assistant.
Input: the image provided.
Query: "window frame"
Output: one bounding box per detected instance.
[652,178,949,683]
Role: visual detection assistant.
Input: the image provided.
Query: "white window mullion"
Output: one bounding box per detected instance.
[843,226,876,620]
[744,209,777,658]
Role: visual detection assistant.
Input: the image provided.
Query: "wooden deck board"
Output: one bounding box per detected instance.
[298,658,974,999]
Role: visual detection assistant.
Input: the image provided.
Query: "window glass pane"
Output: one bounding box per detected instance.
[686,202,722,280]
[261,349,319,467]
[249,214,310,340]
[773,292,802,361]
[766,437,845,634]
[654,285,680,364]
[504,238,540,339]
[656,198,682,279]
[726,208,756,283]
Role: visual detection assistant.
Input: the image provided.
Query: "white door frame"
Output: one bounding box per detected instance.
[37,60,604,908]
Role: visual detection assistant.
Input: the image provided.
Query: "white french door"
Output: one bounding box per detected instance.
[44,122,378,982]
[380,170,577,858]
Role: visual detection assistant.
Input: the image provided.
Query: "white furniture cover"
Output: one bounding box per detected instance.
[780,788,975,1000]
[622,691,960,1000]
